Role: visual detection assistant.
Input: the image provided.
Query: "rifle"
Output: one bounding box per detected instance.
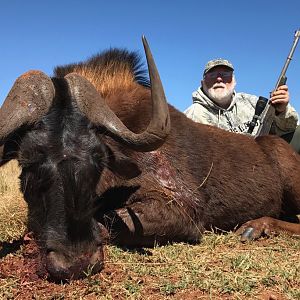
[247,29,300,136]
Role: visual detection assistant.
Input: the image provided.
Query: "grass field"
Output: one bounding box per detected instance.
[0,161,299,299]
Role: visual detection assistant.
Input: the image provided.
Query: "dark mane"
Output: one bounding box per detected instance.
[54,49,150,90]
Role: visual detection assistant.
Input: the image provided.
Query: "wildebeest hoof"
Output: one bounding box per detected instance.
[240,227,254,241]
[236,217,276,242]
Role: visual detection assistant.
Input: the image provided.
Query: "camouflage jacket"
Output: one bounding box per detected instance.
[184,87,299,136]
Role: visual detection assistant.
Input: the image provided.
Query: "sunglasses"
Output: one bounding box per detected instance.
[205,71,233,80]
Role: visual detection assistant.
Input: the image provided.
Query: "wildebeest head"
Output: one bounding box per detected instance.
[0,37,170,280]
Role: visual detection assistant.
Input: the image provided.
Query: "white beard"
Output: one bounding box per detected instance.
[202,80,236,109]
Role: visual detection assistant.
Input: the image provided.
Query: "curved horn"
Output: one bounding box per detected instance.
[65,36,170,152]
[0,71,55,144]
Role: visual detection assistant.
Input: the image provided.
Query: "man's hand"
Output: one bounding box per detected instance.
[270,85,289,114]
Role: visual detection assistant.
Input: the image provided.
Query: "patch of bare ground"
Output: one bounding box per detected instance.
[0,233,299,299]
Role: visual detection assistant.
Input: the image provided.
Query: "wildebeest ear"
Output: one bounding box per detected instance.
[106,146,141,180]
[0,140,19,167]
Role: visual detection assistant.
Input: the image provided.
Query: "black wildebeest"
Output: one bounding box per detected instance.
[0,37,300,281]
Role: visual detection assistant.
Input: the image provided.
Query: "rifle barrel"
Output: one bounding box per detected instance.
[274,30,300,90]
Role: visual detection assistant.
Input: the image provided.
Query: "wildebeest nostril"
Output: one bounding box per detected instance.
[46,247,104,281]
[46,248,55,254]
[46,251,69,275]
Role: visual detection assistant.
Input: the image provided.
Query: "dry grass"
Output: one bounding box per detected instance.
[0,160,27,242]
[0,161,299,299]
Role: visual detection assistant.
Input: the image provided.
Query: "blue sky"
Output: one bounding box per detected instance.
[0,1,299,114]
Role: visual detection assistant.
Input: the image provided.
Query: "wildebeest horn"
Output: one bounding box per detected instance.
[0,71,55,143]
[65,36,170,152]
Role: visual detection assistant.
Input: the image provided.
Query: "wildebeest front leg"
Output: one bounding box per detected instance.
[236,216,300,241]
[101,200,203,247]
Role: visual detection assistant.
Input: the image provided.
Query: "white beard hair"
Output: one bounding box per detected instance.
[202,78,236,108]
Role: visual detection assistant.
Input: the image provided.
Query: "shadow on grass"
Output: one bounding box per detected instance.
[0,238,23,258]
[118,246,153,256]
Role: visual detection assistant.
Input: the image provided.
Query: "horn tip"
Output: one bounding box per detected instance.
[142,35,148,48]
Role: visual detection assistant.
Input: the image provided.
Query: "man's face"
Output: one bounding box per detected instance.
[202,66,236,108]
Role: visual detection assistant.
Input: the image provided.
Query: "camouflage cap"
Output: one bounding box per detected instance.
[203,58,234,75]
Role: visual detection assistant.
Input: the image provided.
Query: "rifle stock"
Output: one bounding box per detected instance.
[254,30,300,137]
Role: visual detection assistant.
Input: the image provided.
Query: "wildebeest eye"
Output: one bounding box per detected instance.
[20,143,48,167]
[20,161,56,195]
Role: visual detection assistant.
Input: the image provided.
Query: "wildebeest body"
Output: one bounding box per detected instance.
[96,110,298,244]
